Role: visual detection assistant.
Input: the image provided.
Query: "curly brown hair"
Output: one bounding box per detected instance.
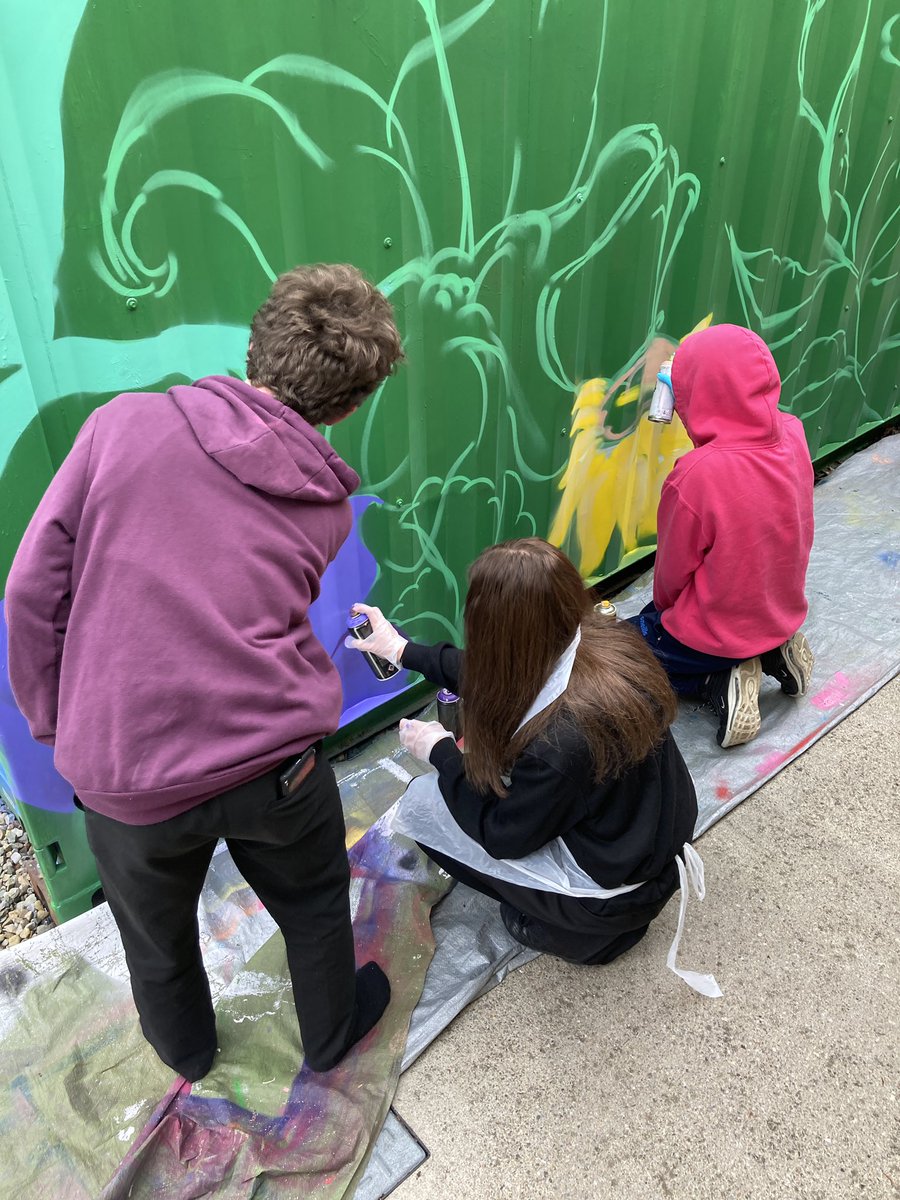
[246,264,404,424]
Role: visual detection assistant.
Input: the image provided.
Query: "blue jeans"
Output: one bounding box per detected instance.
[627,603,741,697]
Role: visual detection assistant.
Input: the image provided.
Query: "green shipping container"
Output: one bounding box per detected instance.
[1,0,898,917]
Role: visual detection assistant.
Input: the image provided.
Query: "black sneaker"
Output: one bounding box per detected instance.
[305,962,391,1073]
[705,659,762,748]
[499,903,577,959]
[500,903,545,951]
[760,631,814,697]
[169,1042,218,1083]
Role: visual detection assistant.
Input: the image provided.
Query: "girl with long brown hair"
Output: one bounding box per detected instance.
[349,539,717,989]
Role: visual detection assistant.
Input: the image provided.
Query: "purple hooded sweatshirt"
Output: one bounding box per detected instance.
[6,376,359,824]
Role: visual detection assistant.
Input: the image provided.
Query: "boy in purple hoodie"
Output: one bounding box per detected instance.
[6,264,403,1081]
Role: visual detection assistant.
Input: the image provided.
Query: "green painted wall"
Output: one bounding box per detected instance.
[2,0,899,640]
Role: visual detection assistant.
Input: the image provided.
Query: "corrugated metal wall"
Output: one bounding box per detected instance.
[2,0,899,633]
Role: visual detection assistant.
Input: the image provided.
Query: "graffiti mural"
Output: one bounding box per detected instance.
[727,0,900,456]
[1,0,899,729]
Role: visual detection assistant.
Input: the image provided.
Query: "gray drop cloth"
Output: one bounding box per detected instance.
[401,885,538,1070]
[354,1109,428,1200]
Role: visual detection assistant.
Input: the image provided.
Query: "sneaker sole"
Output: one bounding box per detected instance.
[780,632,814,698]
[718,658,762,748]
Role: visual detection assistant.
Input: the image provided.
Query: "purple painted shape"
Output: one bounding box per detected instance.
[0,600,75,814]
[307,493,413,723]
[0,497,413,813]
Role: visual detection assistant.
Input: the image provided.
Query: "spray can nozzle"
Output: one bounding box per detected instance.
[648,361,675,424]
[436,689,462,740]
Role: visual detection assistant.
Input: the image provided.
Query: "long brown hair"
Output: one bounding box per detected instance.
[460,538,677,796]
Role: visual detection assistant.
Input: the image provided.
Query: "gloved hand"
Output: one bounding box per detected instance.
[344,603,408,667]
[399,718,455,762]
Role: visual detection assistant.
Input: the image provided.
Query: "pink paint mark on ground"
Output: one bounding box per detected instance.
[754,722,830,777]
[872,453,894,465]
[756,750,787,776]
[810,671,854,711]
[715,783,732,803]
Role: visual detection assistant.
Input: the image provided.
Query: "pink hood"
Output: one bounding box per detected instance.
[671,325,782,448]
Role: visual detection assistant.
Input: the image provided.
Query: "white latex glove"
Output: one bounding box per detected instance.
[344,603,408,667]
[399,718,455,763]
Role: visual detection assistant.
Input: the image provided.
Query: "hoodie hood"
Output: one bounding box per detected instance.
[670,325,781,448]
[170,375,360,501]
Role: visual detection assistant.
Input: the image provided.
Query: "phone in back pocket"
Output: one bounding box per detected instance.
[278,745,317,798]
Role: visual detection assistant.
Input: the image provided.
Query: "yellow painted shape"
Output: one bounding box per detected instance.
[681,312,713,341]
[613,384,640,408]
[549,320,708,578]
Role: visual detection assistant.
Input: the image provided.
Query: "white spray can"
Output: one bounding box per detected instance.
[648,360,675,424]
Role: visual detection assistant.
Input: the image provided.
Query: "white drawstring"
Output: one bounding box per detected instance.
[665,844,722,998]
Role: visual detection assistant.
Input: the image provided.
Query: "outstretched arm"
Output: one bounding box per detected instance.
[345,602,463,692]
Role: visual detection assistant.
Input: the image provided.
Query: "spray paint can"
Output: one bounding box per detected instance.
[436,689,462,739]
[594,599,617,620]
[648,364,675,424]
[347,611,400,680]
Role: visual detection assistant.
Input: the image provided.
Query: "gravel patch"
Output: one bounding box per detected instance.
[0,806,54,948]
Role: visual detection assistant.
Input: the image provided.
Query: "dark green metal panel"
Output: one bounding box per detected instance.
[2,0,899,628]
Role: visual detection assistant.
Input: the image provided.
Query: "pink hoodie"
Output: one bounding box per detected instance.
[654,325,814,658]
[6,377,359,824]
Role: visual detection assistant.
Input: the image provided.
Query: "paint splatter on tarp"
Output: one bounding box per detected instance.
[0,818,449,1200]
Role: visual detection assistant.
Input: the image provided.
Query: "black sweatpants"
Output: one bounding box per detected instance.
[82,749,356,1077]
[421,844,678,966]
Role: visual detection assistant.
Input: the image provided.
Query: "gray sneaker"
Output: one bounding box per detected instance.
[705,658,762,748]
[761,631,814,697]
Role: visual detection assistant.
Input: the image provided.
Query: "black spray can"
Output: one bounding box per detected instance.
[436,689,462,739]
[347,611,400,680]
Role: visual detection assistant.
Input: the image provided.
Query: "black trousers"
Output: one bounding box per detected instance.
[421,844,678,966]
[82,750,356,1076]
